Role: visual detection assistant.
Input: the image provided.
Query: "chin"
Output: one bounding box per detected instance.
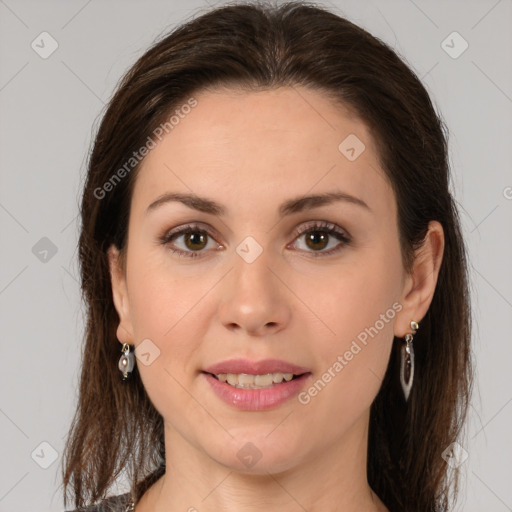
[208,431,306,474]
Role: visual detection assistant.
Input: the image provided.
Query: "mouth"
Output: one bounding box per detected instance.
[202,370,312,410]
[201,358,312,409]
[204,371,306,389]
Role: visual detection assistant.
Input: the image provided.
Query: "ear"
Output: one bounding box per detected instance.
[107,244,134,344]
[395,221,445,337]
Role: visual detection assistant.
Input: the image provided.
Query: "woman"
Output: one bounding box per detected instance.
[61,1,472,511]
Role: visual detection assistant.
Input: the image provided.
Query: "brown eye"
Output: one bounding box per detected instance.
[184,232,208,251]
[160,224,221,259]
[304,231,329,251]
[291,221,351,257]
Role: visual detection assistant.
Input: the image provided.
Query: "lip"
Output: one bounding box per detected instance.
[203,358,311,375]
[202,372,312,411]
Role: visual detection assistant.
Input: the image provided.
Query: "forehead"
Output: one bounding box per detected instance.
[131,86,392,216]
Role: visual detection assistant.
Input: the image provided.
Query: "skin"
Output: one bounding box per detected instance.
[108,85,444,512]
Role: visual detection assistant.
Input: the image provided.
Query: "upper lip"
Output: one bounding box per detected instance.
[203,358,311,375]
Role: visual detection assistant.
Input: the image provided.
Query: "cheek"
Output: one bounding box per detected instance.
[294,245,401,410]
[124,248,210,378]
[295,244,401,345]
[126,243,207,336]
[296,296,396,440]
[124,253,209,420]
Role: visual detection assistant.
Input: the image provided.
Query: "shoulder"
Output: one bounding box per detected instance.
[65,492,133,512]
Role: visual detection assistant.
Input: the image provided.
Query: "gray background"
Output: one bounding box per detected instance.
[1,0,511,510]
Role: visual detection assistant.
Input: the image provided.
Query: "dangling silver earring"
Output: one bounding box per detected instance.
[118,342,135,380]
[400,320,419,401]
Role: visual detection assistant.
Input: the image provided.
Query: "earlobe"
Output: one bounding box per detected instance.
[395,221,445,337]
[107,244,134,343]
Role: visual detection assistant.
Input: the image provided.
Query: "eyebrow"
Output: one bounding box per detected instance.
[146,190,370,217]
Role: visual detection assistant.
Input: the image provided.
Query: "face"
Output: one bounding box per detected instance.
[109,85,419,474]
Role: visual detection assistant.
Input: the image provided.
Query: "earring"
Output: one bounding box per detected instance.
[400,320,419,401]
[118,342,135,380]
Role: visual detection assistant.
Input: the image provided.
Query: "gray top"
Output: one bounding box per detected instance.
[65,493,134,512]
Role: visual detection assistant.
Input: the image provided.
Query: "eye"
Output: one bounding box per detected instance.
[159,223,222,258]
[159,220,351,259]
[289,221,351,257]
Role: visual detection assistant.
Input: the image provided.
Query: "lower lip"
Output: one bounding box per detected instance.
[202,372,311,411]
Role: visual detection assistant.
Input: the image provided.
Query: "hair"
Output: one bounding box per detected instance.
[61,2,472,511]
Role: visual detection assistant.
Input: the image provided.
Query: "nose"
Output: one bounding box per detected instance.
[217,245,292,336]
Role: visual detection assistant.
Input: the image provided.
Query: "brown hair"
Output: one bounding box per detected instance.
[61,2,472,511]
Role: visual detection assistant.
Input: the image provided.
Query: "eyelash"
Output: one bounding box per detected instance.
[159,221,351,259]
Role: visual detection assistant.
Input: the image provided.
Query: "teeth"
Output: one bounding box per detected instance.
[215,372,295,388]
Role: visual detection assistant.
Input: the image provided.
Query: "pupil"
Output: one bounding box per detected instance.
[307,231,328,250]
